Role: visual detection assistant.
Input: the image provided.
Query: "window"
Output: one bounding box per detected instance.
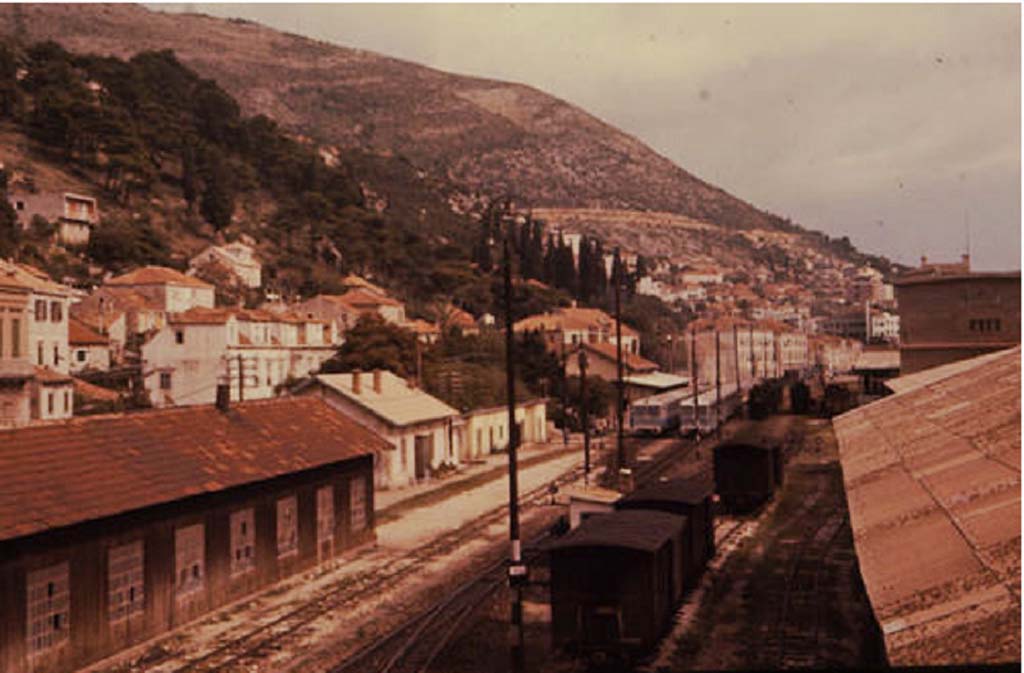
[175,330,184,345]
[175,524,205,599]
[108,541,145,623]
[11,319,20,357]
[401,437,408,469]
[63,391,70,413]
[350,477,367,533]
[317,486,334,546]
[47,393,54,415]
[276,496,298,559]
[37,340,43,365]
[994,319,1002,332]
[230,509,256,576]
[50,302,62,323]
[160,372,172,390]
[52,344,59,366]
[26,562,70,656]
[76,350,86,362]
[35,300,46,322]
[15,200,24,210]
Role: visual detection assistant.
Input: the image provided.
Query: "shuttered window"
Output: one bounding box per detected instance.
[175,524,205,599]
[108,541,145,622]
[350,477,367,533]
[276,496,298,559]
[317,486,334,545]
[230,509,256,576]
[26,562,69,656]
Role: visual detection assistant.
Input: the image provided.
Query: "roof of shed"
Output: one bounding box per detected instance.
[548,509,686,553]
[315,371,459,427]
[854,348,900,371]
[0,397,387,543]
[885,347,1014,395]
[619,476,714,507]
[832,346,1020,666]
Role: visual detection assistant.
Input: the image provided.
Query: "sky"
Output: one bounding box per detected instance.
[161,3,1021,271]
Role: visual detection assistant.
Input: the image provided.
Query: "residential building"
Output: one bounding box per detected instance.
[295,288,406,335]
[566,341,657,382]
[869,310,900,343]
[852,348,901,396]
[105,266,215,313]
[405,318,441,344]
[0,396,382,673]
[141,307,336,408]
[514,306,641,355]
[809,335,862,374]
[303,370,462,489]
[895,259,1020,374]
[189,241,262,288]
[679,266,724,285]
[0,260,72,373]
[460,399,548,462]
[68,317,111,373]
[7,190,99,246]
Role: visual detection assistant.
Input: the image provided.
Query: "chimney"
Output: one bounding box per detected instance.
[920,255,928,267]
[352,370,362,395]
[215,383,231,412]
[961,253,970,270]
[373,369,383,394]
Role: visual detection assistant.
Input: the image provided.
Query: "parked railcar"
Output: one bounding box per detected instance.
[616,476,715,590]
[678,382,742,436]
[549,510,688,663]
[713,418,790,512]
[628,389,686,435]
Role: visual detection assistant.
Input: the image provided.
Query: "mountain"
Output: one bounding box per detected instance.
[7,3,794,232]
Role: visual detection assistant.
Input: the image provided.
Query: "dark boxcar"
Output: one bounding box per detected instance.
[615,476,715,590]
[714,418,792,512]
[549,510,687,661]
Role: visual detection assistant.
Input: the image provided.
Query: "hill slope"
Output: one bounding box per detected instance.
[8,3,793,231]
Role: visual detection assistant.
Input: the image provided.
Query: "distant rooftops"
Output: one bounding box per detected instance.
[0,397,387,544]
[895,254,1020,286]
[514,306,640,337]
[107,265,214,289]
[582,341,657,373]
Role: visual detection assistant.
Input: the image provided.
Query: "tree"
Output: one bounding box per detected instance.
[320,314,419,378]
[199,147,235,230]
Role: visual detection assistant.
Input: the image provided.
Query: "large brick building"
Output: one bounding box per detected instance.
[0,395,384,673]
[895,261,1020,374]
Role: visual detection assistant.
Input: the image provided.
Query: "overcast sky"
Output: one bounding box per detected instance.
[162,3,1020,270]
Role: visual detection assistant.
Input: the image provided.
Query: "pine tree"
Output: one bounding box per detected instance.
[543,233,557,285]
[578,236,593,302]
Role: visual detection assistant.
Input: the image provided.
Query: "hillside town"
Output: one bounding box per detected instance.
[0,6,1020,673]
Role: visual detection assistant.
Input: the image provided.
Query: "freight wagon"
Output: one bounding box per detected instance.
[549,510,688,664]
[713,418,790,512]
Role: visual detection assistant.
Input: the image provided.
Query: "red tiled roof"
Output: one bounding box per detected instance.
[107,265,214,289]
[0,260,68,295]
[405,318,440,335]
[73,377,120,402]
[0,397,388,543]
[515,307,640,338]
[33,366,72,384]
[167,306,235,325]
[338,288,403,308]
[68,317,109,346]
[582,341,658,373]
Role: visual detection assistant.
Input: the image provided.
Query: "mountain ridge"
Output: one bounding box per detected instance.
[8,3,795,233]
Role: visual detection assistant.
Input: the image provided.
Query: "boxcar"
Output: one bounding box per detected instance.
[549,510,687,662]
[713,419,790,512]
[616,476,715,590]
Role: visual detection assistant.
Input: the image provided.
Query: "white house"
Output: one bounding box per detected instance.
[304,370,462,490]
[68,317,111,373]
[460,399,548,462]
[105,266,215,313]
[141,307,336,408]
[295,288,407,336]
[514,306,641,355]
[189,241,262,289]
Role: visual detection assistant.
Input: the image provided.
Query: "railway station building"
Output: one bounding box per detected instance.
[833,346,1020,666]
[0,395,384,673]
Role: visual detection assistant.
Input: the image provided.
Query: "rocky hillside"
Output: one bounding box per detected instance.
[7,3,794,232]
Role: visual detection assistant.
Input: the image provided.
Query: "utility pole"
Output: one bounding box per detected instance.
[733,323,741,391]
[578,348,590,486]
[415,339,422,387]
[614,249,627,482]
[715,328,722,435]
[749,325,756,382]
[237,353,244,402]
[667,334,674,373]
[690,327,699,438]
[560,336,569,447]
[503,224,526,673]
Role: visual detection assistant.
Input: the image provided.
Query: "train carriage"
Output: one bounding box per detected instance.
[628,389,686,435]
[678,382,742,436]
[713,418,791,512]
[549,510,688,662]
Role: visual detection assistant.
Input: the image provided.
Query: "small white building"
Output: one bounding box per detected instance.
[304,370,462,490]
[7,191,99,247]
[68,317,111,373]
[189,241,262,289]
[460,399,548,462]
[105,266,215,313]
[0,260,73,374]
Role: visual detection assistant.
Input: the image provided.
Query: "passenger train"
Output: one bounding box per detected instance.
[629,382,743,437]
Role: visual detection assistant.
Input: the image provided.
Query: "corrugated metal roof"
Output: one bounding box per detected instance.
[833,346,1020,666]
[548,509,686,553]
[316,371,459,428]
[624,371,690,390]
[0,397,387,543]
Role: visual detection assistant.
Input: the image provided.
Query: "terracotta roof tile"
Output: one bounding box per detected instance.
[68,317,109,346]
[0,397,388,543]
[582,341,658,373]
[107,265,214,289]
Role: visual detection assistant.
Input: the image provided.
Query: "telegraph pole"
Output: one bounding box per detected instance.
[614,249,627,481]
[578,348,590,486]
[503,226,526,673]
[715,328,722,435]
[560,337,569,447]
[749,325,756,381]
[733,323,741,390]
[690,327,699,438]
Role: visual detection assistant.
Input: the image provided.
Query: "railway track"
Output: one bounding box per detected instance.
[165,458,588,673]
